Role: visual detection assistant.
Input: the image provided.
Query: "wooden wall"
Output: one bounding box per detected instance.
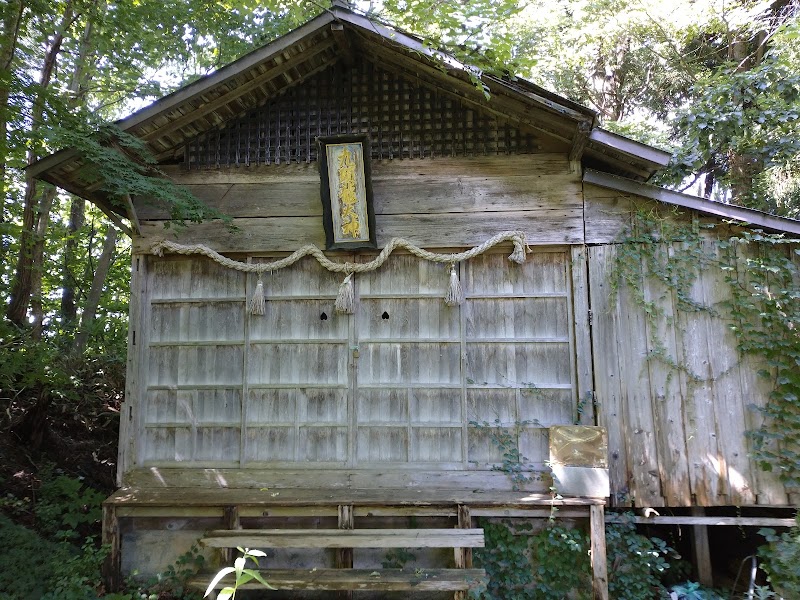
[584,189,793,506]
[132,154,583,253]
[121,158,796,507]
[125,246,579,491]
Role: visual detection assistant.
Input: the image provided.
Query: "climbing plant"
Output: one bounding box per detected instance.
[612,209,800,487]
[719,230,800,486]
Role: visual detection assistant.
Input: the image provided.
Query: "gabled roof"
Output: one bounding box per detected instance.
[32,4,800,238]
[29,3,669,214]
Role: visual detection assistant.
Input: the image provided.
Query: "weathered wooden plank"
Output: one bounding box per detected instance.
[588,246,631,507]
[201,528,485,548]
[571,246,595,426]
[691,507,713,587]
[161,154,571,182]
[148,345,244,386]
[135,175,582,220]
[582,185,634,244]
[120,254,145,484]
[465,342,572,387]
[733,242,788,505]
[699,244,756,505]
[590,504,609,600]
[674,250,721,506]
[147,256,246,299]
[642,250,691,506]
[248,343,347,385]
[467,251,569,295]
[616,251,664,507]
[107,482,605,506]
[605,515,797,526]
[250,298,348,340]
[133,210,584,254]
[466,297,569,339]
[150,302,244,343]
[191,568,486,591]
[101,504,121,591]
[359,342,461,385]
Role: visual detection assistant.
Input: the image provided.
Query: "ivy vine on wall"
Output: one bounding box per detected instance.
[612,208,800,488]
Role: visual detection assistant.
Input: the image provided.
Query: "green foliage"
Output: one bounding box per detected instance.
[53,122,231,228]
[667,581,725,599]
[606,519,672,600]
[758,514,800,597]
[35,470,104,539]
[670,47,800,209]
[471,519,543,599]
[127,545,206,600]
[0,512,67,600]
[40,540,109,600]
[204,547,273,600]
[473,517,673,599]
[530,524,590,599]
[610,208,714,387]
[719,231,800,487]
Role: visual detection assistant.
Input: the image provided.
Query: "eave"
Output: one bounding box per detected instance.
[584,169,800,237]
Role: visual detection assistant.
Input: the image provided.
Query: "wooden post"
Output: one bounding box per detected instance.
[222,505,240,566]
[102,504,121,592]
[454,504,473,600]
[590,504,609,600]
[336,504,354,600]
[691,507,713,587]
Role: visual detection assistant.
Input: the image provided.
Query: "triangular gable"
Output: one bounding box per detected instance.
[184,56,542,169]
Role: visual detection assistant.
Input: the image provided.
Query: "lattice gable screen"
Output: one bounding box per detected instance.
[184,57,539,168]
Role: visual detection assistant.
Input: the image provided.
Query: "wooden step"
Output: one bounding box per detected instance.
[201,528,485,548]
[191,568,487,591]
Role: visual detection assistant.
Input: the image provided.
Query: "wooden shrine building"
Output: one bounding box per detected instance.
[30,3,800,598]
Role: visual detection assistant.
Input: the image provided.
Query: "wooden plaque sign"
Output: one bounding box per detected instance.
[318,134,376,250]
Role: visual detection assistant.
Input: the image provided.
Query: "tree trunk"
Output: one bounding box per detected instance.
[74,226,118,355]
[61,196,86,326]
[0,0,25,263]
[6,0,74,325]
[61,9,99,327]
[30,187,56,338]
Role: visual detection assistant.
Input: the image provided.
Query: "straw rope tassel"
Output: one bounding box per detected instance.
[250,273,266,315]
[445,264,464,307]
[508,235,528,264]
[335,273,355,314]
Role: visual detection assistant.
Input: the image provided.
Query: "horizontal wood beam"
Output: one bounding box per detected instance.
[192,568,486,591]
[201,528,485,548]
[605,515,796,527]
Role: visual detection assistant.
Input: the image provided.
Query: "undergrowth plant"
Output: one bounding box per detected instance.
[758,514,800,597]
[204,548,273,600]
[471,517,673,600]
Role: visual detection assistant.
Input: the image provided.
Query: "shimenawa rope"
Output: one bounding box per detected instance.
[150,230,530,314]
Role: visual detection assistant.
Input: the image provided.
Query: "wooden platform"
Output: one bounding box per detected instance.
[103,478,609,599]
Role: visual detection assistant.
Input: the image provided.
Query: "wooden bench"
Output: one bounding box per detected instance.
[193,527,486,593]
[103,477,609,597]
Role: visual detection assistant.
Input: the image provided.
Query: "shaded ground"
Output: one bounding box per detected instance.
[0,353,124,528]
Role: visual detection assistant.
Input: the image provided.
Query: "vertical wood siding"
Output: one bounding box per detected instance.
[588,242,789,507]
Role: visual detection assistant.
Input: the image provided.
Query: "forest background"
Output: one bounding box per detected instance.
[0,0,799,598]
